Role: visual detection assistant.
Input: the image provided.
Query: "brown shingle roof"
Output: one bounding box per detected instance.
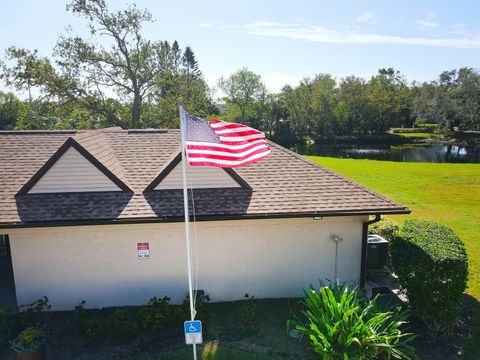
[0,128,409,228]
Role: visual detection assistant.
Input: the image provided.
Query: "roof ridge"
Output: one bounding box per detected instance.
[0,130,78,135]
[267,141,404,209]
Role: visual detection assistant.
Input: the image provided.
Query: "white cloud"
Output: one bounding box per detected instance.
[416,20,438,29]
[199,22,213,28]
[241,21,480,49]
[357,11,377,24]
[416,10,438,29]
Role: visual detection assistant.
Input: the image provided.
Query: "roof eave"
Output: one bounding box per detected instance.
[0,207,410,230]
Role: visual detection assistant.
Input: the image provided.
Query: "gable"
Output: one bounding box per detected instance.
[28,147,122,193]
[154,162,242,190]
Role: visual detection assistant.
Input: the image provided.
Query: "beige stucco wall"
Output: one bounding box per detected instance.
[8,216,366,311]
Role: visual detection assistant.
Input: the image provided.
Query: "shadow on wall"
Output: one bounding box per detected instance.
[17,279,191,311]
[15,192,133,223]
[143,189,253,219]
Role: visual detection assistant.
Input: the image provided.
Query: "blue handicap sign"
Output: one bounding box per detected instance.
[184,320,202,334]
[184,320,203,344]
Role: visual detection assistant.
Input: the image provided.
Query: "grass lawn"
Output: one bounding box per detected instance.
[308,156,480,359]
[395,132,445,138]
[307,156,480,299]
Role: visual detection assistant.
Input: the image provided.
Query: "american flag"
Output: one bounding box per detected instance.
[182,110,270,168]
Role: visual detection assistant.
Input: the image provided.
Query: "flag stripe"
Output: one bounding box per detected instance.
[187,143,269,156]
[185,116,270,168]
[188,147,270,161]
[188,150,271,167]
[186,139,267,151]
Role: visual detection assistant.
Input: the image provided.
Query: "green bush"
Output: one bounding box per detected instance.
[391,220,468,335]
[17,296,51,328]
[288,281,415,360]
[370,217,399,242]
[139,296,171,332]
[107,307,141,341]
[71,301,105,343]
[237,294,263,330]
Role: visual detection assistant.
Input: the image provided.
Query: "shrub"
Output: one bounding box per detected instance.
[71,300,105,343]
[107,307,141,341]
[370,217,399,242]
[289,281,416,360]
[139,296,171,332]
[17,296,51,330]
[179,293,215,325]
[0,304,14,347]
[391,220,468,335]
[237,294,263,330]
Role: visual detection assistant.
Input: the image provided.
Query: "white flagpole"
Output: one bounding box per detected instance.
[179,105,197,360]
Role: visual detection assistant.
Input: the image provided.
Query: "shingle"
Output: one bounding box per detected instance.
[0,128,409,226]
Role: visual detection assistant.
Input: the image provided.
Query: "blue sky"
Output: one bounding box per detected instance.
[0,0,479,94]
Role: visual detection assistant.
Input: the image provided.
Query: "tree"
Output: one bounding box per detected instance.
[2,0,177,128]
[0,92,28,130]
[218,68,267,125]
[337,76,371,134]
[366,68,413,133]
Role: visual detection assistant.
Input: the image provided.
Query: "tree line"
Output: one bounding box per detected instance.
[218,67,480,144]
[1,0,479,144]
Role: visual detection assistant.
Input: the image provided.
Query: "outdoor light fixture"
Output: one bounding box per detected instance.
[313,216,323,220]
[331,234,343,280]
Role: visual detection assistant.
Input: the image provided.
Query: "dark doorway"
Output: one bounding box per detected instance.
[0,235,17,310]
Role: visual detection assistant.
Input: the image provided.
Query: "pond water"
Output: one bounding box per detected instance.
[295,143,480,163]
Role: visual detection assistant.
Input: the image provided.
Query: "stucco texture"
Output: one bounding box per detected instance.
[8,216,365,310]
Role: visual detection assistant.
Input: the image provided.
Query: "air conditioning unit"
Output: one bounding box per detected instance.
[367,234,388,270]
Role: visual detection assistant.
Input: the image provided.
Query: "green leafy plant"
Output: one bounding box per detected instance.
[10,325,45,353]
[392,219,468,336]
[71,300,106,343]
[195,294,215,323]
[370,217,400,242]
[139,296,171,332]
[0,303,14,347]
[18,296,51,328]
[179,293,216,325]
[288,281,416,360]
[107,307,141,341]
[237,294,263,330]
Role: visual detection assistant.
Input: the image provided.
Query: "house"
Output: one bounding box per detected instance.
[0,128,409,311]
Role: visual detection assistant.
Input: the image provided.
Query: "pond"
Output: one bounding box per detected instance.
[295,143,480,163]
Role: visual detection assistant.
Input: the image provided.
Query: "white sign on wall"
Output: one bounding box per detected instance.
[137,242,150,259]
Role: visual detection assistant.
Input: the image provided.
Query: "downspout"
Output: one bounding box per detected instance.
[360,214,381,290]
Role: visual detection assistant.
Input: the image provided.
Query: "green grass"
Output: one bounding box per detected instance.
[396,132,445,138]
[308,156,480,358]
[307,156,480,299]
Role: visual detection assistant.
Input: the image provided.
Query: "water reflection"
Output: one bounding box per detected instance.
[296,143,480,163]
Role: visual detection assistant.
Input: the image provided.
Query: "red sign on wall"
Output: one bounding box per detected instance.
[137,242,150,259]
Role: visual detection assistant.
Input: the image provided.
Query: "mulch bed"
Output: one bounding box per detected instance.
[1,295,478,360]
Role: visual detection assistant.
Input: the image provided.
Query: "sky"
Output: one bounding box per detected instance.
[0,0,479,95]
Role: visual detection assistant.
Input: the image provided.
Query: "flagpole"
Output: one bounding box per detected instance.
[179,105,197,360]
